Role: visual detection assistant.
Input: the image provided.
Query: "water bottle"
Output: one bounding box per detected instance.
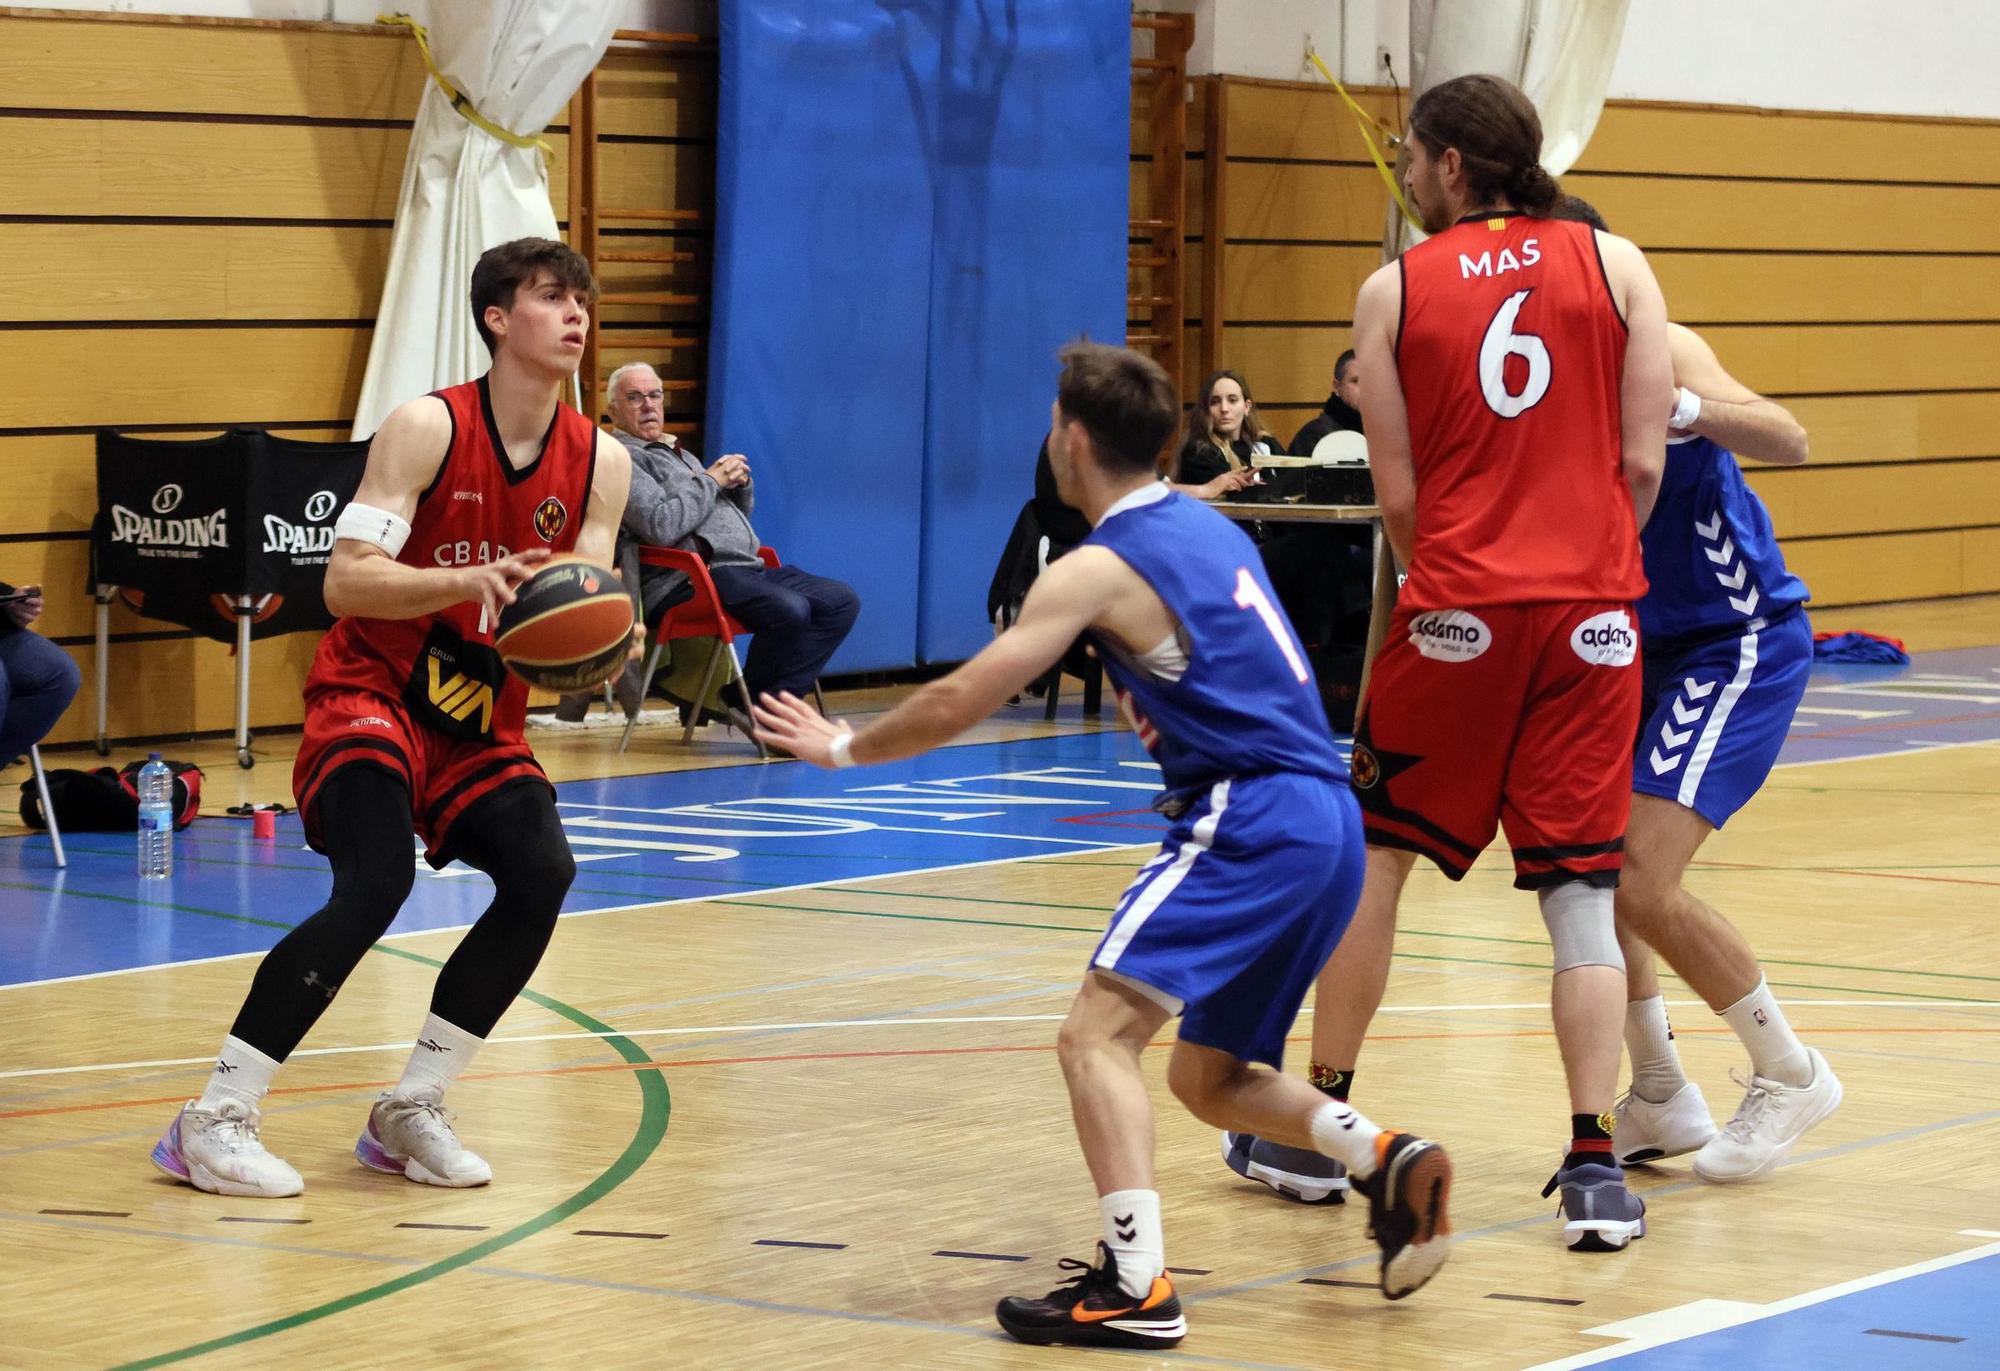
[137,753,174,879]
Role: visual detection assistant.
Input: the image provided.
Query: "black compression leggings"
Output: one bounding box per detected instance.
[229,767,576,1061]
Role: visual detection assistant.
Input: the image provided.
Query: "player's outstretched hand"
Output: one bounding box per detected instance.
[461,547,551,621]
[751,690,849,769]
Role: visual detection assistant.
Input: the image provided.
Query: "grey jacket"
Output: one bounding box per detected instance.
[609,428,761,620]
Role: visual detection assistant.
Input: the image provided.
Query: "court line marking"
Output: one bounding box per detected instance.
[10,1108,1996,1371]
[0,842,1153,995]
[111,946,671,1371]
[6,998,1997,1086]
[1185,1105,2000,1310]
[0,1212,1315,1371]
[9,715,1998,996]
[15,1020,2000,1125]
[1516,1238,2000,1370]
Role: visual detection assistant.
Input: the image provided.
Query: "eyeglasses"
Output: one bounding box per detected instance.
[622,389,666,403]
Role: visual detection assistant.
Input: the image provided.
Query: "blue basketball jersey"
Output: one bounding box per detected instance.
[1082,486,1346,795]
[1640,434,1808,642]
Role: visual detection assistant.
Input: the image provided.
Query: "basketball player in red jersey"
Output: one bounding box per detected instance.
[151,239,634,1198]
[1221,76,1674,1250]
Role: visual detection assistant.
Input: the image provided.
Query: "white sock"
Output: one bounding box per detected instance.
[393,1013,483,1100]
[196,1035,280,1113]
[1308,1100,1385,1178]
[1624,995,1689,1103]
[1098,1189,1165,1299]
[1719,978,1812,1087]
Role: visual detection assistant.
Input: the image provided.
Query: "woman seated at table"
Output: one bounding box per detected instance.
[1171,369,1270,501]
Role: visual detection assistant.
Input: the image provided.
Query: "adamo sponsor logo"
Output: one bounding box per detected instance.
[1408,609,1491,662]
[1570,610,1637,666]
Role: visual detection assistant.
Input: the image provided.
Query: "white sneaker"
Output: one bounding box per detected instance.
[1693,1048,1842,1184]
[1613,1081,1717,1165]
[355,1089,492,1187]
[151,1099,305,1198]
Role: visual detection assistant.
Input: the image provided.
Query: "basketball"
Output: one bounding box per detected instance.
[494,556,634,692]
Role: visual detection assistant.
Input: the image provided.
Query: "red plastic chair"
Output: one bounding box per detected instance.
[619,545,824,756]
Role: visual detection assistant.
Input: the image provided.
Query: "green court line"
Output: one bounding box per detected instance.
[44,908,675,1369]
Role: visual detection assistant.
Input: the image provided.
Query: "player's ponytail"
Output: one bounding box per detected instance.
[1511,162,1561,215]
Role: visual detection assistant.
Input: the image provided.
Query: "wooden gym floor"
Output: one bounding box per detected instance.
[0,595,1995,1369]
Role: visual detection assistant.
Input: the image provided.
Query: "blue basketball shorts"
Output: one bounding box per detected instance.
[1633,608,1812,829]
[1088,771,1365,1070]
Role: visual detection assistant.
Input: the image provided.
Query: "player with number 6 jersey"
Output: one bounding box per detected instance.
[1222,75,1675,1252]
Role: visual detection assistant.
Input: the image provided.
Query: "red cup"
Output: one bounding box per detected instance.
[252,808,277,841]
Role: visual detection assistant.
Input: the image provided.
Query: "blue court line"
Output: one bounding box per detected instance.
[1530,1247,2000,1370]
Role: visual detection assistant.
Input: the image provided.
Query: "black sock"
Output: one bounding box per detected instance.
[1309,1062,1353,1101]
[1566,1111,1616,1170]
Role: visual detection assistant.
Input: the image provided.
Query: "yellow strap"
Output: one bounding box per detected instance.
[1303,43,1421,231]
[376,13,553,160]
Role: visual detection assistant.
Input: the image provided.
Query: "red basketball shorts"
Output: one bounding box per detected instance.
[1351,600,1642,888]
[292,687,548,866]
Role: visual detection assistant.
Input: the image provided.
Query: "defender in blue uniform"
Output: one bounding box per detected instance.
[1609,320,1844,1182]
[752,343,1452,1351]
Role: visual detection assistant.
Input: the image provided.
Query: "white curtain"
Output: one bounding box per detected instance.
[353,0,623,439]
[1388,0,1632,257]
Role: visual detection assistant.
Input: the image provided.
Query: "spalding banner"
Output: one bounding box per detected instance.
[92,428,367,643]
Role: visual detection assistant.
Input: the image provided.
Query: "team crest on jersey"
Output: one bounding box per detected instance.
[533,496,568,542]
[1350,743,1380,789]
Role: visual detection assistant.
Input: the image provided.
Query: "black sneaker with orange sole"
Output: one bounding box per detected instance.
[1353,1131,1454,1299]
[994,1243,1187,1349]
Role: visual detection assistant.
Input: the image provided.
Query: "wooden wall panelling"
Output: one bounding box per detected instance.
[1563,173,2000,254]
[4,115,410,221]
[1691,324,2000,397]
[1783,530,1967,606]
[0,225,394,324]
[1654,253,2000,325]
[4,327,370,430]
[1222,243,1375,323]
[0,16,421,120]
[1743,458,2000,539]
[1578,104,2000,184]
[1221,162,1405,243]
[1780,392,2000,466]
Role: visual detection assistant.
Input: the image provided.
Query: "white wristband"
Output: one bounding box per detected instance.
[1670,387,1702,431]
[333,501,411,558]
[828,729,856,769]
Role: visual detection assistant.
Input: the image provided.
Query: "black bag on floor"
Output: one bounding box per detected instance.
[19,759,204,832]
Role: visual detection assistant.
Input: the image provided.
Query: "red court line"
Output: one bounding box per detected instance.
[7,1024,1999,1123]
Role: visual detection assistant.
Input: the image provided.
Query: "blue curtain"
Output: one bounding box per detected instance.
[711,0,1127,672]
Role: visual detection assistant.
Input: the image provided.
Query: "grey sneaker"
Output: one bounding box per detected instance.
[1543,1161,1646,1252]
[1694,1048,1842,1184]
[355,1089,492,1188]
[1222,1131,1349,1204]
[151,1099,304,1198]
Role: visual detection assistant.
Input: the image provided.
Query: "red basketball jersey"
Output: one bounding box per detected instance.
[304,377,598,745]
[1395,213,1646,610]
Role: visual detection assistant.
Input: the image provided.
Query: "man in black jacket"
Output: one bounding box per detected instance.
[1288,348,1363,455]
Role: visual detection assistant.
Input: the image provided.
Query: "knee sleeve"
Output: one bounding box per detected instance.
[1539,880,1624,973]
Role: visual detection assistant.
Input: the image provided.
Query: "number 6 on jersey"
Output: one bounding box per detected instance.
[1479,288,1552,418]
